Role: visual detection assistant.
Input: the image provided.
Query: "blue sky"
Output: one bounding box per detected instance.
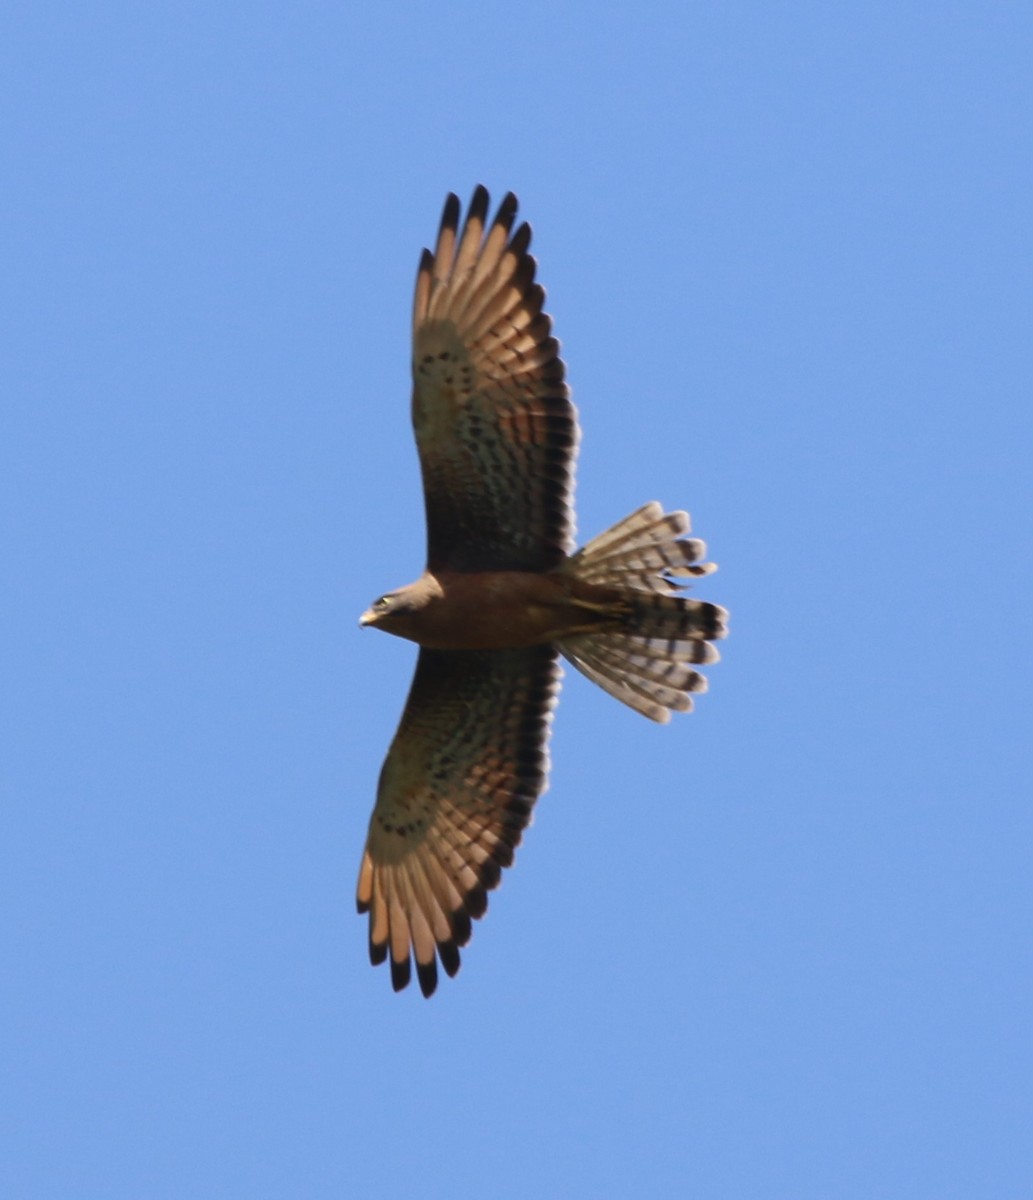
[4,3,1032,1197]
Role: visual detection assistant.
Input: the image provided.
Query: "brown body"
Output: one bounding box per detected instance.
[360,569,623,650]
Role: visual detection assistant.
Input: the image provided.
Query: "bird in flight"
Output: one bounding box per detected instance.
[357,186,727,996]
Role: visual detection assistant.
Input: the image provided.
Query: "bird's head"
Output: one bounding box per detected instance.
[359,590,410,630]
[359,575,442,641]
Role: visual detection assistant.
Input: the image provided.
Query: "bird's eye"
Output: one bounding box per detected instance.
[373,596,391,612]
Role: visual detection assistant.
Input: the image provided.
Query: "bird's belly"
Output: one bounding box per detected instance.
[414,570,584,650]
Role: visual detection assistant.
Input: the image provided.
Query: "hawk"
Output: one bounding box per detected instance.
[357,187,727,996]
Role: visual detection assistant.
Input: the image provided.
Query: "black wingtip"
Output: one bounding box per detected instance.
[509,220,532,260]
[468,183,490,220]
[438,940,461,979]
[497,190,519,225]
[416,957,439,998]
[451,908,472,947]
[390,953,412,993]
[464,883,489,920]
[440,192,461,235]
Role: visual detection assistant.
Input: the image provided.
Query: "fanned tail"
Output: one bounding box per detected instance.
[559,503,728,723]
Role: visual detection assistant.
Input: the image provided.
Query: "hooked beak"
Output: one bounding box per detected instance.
[359,609,376,628]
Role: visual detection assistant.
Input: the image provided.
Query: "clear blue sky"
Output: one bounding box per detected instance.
[4,4,1031,1197]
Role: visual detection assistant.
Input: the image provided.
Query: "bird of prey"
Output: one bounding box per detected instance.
[357,186,727,996]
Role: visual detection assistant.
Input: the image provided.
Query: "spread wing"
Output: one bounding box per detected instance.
[356,646,560,997]
[411,186,580,572]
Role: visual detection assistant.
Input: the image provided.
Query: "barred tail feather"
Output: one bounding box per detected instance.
[559,503,728,722]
